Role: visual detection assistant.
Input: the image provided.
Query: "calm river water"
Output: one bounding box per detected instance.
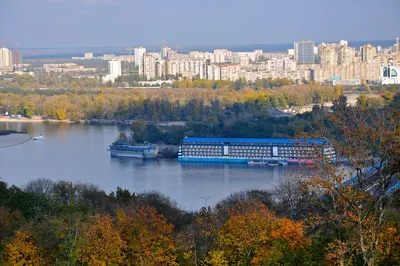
[0,122,302,210]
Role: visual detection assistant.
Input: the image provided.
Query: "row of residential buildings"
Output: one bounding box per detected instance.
[2,39,399,85]
[127,38,399,84]
[133,46,309,82]
[294,39,400,84]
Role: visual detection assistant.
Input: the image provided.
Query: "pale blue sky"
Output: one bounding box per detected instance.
[1,0,399,48]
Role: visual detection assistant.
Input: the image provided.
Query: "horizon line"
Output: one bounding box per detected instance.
[13,38,399,50]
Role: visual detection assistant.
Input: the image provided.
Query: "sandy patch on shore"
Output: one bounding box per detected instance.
[0,133,32,148]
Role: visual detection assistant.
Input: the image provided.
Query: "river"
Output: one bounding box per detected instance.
[0,122,303,210]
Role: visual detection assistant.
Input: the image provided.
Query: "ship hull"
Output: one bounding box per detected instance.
[109,145,158,159]
[110,150,158,159]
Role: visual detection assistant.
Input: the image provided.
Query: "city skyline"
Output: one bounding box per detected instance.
[1,0,399,48]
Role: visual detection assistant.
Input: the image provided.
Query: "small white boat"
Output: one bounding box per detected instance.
[33,134,44,140]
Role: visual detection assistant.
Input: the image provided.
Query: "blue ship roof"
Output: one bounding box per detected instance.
[182,137,327,145]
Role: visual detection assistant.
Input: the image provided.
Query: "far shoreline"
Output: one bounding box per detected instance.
[0,117,73,124]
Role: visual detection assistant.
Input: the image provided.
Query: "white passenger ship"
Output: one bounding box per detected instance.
[178,137,335,165]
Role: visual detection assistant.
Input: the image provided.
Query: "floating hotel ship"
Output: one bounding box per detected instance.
[178,137,335,165]
[108,141,158,159]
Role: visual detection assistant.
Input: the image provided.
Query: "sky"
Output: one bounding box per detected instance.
[0,0,399,48]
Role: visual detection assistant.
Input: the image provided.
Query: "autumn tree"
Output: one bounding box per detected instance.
[76,215,125,266]
[302,105,400,266]
[4,230,42,266]
[206,201,309,265]
[116,206,177,265]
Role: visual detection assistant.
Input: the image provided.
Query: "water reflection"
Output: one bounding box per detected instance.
[110,157,163,168]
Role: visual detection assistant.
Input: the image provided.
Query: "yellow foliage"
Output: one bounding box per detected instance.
[208,202,309,265]
[4,230,42,266]
[116,207,178,265]
[76,215,126,266]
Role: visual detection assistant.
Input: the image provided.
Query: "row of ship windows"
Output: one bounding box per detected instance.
[182,155,318,159]
[184,153,318,158]
[185,143,323,146]
[183,146,319,151]
[184,151,316,154]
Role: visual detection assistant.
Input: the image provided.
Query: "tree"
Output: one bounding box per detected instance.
[331,95,348,112]
[302,106,400,266]
[207,201,309,265]
[116,206,177,265]
[357,94,368,106]
[131,120,147,143]
[4,230,42,266]
[76,215,125,265]
[24,178,54,195]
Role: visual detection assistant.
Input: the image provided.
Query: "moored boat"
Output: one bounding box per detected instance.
[108,141,158,159]
[178,137,335,164]
[33,134,44,140]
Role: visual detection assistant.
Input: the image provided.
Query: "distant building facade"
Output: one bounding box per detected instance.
[84,53,94,59]
[0,47,13,67]
[134,47,146,68]
[103,60,121,83]
[360,44,376,62]
[380,60,400,84]
[294,40,315,64]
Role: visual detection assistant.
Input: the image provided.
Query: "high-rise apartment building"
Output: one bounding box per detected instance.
[109,60,121,77]
[396,38,400,53]
[294,40,315,64]
[338,44,355,65]
[141,54,156,79]
[102,60,122,83]
[134,47,146,68]
[319,43,338,69]
[214,49,231,63]
[360,44,376,62]
[0,47,13,67]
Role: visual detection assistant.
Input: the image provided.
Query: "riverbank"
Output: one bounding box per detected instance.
[0,117,73,123]
[0,133,32,148]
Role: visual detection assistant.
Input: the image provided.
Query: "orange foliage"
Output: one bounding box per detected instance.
[4,230,42,266]
[76,215,125,266]
[208,202,309,265]
[116,206,177,265]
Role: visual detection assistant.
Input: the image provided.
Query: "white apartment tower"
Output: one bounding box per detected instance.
[109,60,121,77]
[102,60,122,83]
[134,47,146,68]
[0,47,13,67]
